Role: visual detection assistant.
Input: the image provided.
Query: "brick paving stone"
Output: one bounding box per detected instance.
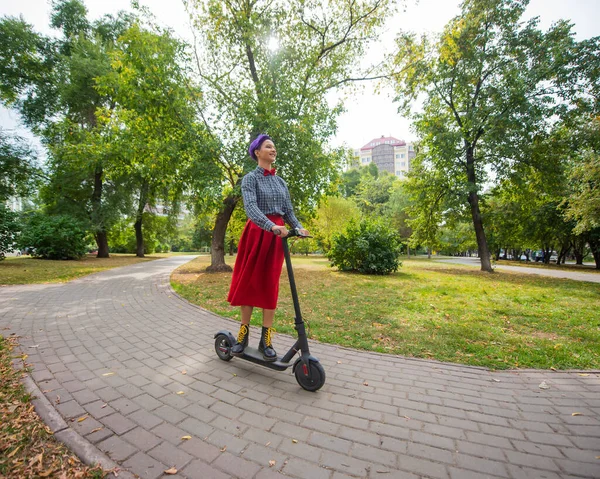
[181,459,232,479]
[179,437,221,462]
[319,450,371,477]
[122,451,165,479]
[4,256,599,479]
[398,455,450,479]
[147,441,193,470]
[205,429,249,455]
[110,397,141,415]
[100,412,136,435]
[128,409,164,429]
[211,451,262,478]
[121,427,162,451]
[455,453,510,478]
[97,435,138,462]
[55,400,87,419]
[242,443,288,469]
[282,457,332,479]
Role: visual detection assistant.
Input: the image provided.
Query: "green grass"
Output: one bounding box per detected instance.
[171,255,600,370]
[0,253,171,285]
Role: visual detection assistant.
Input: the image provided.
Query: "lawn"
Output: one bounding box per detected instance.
[0,253,172,285]
[171,254,600,370]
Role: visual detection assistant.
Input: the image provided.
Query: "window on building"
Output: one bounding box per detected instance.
[396,171,404,177]
[401,161,406,167]
[395,154,400,159]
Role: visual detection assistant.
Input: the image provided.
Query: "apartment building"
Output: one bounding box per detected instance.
[352,136,415,177]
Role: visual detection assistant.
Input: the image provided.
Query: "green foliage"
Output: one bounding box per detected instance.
[0,129,41,202]
[185,0,396,267]
[327,219,402,275]
[388,0,584,270]
[18,212,89,259]
[311,196,360,253]
[0,204,20,260]
[107,214,176,254]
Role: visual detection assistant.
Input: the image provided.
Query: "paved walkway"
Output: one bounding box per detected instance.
[435,257,600,283]
[1,256,599,479]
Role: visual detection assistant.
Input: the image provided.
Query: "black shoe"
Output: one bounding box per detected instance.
[258,326,277,362]
[231,324,249,357]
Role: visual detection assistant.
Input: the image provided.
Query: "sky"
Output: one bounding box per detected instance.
[1,0,599,153]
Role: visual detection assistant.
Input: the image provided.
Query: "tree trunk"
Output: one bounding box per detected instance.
[572,235,586,265]
[91,166,110,258]
[206,195,240,272]
[465,145,492,272]
[588,231,600,270]
[95,231,109,258]
[135,180,149,258]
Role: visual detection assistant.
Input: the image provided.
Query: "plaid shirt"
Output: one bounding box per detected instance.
[241,166,303,231]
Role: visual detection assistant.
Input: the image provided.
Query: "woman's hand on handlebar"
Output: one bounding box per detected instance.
[298,228,310,237]
[271,225,289,237]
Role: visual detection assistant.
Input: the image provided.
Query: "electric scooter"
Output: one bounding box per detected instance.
[214,229,326,392]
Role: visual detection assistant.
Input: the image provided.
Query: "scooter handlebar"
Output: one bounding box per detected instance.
[274,228,312,238]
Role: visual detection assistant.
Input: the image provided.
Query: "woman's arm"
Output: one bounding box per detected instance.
[281,179,303,230]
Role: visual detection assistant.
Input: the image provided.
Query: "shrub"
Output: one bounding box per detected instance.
[327,219,402,275]
[0,204,20,260]
[18,213,89,260]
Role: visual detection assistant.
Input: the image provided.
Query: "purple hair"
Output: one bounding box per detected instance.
[248,134,272,162]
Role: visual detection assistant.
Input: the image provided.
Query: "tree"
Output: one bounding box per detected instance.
[389,0,578,271]
[0,204,19,260]
[0,129,41,202]
[184,0,396,271]
[354,170,397,216]
[0,1,135,257]
[94,24,218,257]
[311,196,360,253]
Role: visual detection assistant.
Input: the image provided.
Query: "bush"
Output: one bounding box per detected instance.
[327,219,402,275]
[0,204,20,260]
[18,213,89,260]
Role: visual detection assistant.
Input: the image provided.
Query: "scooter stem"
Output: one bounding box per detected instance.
[282,236,303,324]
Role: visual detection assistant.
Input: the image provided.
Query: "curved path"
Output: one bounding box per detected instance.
[1,257,599,479]
[435,257,600,283]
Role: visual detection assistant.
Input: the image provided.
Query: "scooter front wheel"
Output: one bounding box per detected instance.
[294,360,326,392]
[214,333,233,361]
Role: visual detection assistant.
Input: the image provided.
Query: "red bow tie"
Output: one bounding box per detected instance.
[263,168,276,176]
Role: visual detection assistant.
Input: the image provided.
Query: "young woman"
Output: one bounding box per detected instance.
[227,134,309,361]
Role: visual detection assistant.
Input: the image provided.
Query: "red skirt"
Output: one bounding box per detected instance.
[227,215,285,310]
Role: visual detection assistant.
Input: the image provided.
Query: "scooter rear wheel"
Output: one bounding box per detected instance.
[214,333,233,361]
[294,360,326,392]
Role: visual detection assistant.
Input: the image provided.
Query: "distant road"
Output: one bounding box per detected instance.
[435,257,600,284]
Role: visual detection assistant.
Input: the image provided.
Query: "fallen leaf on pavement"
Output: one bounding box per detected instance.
[77,415,88,422]
[181,435,192,440]
[538,381,550,390]
[269,460,276,467]
[292,439,298,443]
[220,446,227,452]
[164,467,177,475]
[571,412,583,416]
[102,372,115,377]
[176,391,185,395]
[90,427,104,433]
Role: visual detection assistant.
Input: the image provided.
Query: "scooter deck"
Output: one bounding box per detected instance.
[236,345,294,371]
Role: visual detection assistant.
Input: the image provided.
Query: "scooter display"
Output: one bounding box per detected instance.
[214,229,326,392]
